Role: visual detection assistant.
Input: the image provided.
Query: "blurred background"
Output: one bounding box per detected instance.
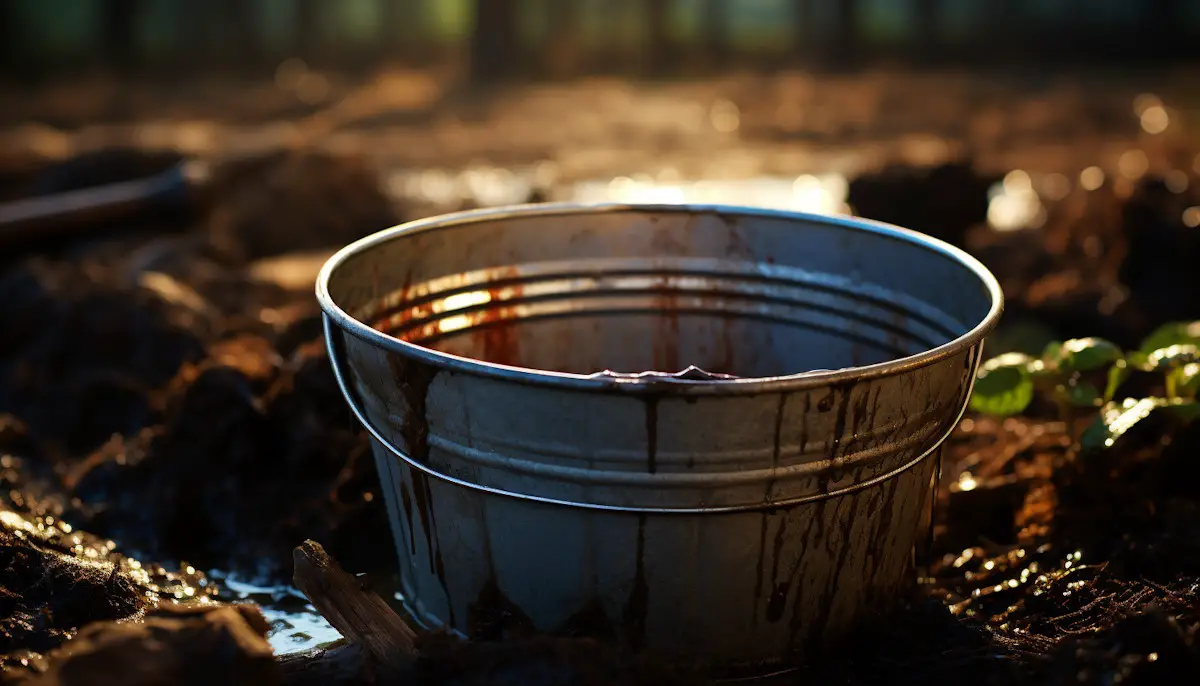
[4,2,1200,347]
[3,1,1199,220]
[3,0,1200,77]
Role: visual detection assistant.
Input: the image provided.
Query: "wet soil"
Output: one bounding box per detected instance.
[0,150,401,581]
[2,70,1200,683]
[0,499,214,664]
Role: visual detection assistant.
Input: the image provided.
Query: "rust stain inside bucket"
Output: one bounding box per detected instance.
[371,267,531,370]
[364,268,920,379]
[355,235,959,379]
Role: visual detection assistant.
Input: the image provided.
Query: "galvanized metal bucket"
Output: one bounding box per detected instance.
[317,203,1002,675]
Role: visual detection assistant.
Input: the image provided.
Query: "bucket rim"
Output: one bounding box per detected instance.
[316,202,1003,395]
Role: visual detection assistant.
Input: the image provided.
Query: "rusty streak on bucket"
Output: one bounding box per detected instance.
[317,202,1002,677]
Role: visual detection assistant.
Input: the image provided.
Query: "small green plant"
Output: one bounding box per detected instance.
[970,321,1200,452]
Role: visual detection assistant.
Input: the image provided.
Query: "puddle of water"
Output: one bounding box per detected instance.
[210,571,413,656]
[209,573,342,654]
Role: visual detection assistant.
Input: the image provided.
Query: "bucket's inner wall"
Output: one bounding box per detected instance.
[327,209,994,378]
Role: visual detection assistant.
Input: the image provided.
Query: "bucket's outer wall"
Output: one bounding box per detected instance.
[320,205,998,671]
[335,327,979,667]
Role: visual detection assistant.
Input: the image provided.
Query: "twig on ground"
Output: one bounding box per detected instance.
[291,540,418,681]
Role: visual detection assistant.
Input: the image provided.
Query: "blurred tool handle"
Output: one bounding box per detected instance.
[0,160,208,248]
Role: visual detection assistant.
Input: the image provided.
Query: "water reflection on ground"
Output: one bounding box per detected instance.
[388,164,1048,234]
[573,173,850,215]
[385,158,1196,237]
[212,574,342,654]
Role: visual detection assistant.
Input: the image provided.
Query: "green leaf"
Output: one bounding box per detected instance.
[1080,397,1200,452]
[1140,321,1200,355]
[1144,344,1200,371]
[1060,338,1123,372]
[1059,381,1100,408]
[1081,398,1162,452]
[971,358,1035,416]
[982,352,1038,371]
[1178,363,1200,399]
[1080,414,1113,453]
[1125,351,1150,371]
[1042,340,1065,365]
[1104,360,1131,402]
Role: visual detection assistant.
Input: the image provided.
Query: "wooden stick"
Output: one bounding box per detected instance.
[291,540,418,680]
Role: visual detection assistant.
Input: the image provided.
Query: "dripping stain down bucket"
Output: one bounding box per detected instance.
[317,203,1002,675]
